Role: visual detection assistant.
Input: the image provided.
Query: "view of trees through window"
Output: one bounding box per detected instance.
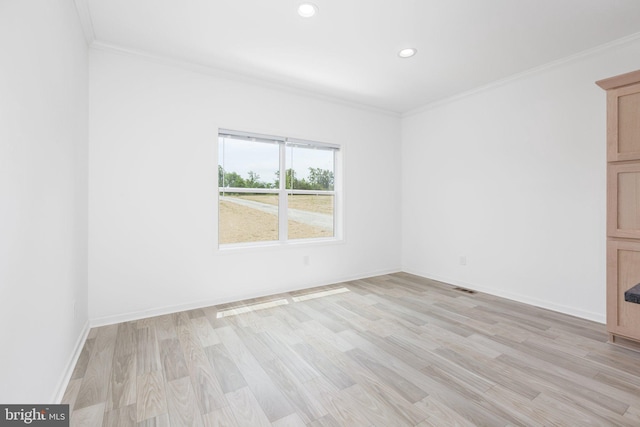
[218,131,338,246]
[218,166,334,191]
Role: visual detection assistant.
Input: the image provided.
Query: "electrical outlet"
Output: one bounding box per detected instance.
[460,256,467,266]
[72,300,76,320]
[303,255,310,266]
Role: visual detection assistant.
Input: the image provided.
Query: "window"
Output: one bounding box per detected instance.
[218,129,340,247]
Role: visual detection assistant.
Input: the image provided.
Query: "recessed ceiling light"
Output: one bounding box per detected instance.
[298,3,318,18]
[398,48,417,58]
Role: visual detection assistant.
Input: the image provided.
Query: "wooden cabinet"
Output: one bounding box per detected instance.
[597,70,640,349]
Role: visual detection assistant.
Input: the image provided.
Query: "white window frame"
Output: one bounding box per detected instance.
[218,128,342,249]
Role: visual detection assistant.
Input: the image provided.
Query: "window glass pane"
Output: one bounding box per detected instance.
[288,194,334,240]
[285,146,334,190]
[219,137,279,189]
[219,193,278,244]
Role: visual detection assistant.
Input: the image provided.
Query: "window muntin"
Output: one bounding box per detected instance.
[218,129,339,247]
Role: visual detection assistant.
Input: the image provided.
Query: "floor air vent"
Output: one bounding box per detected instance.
[453,287,477,294]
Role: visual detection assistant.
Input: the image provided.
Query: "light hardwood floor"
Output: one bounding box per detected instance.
[63,273,640,426]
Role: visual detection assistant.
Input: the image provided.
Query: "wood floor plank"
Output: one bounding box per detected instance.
[624,405,640,424]
[153,314,179,341]
[187,308,207,319]
[216,326,296,422]
[70,402,105,427]
[482,385,557,426]
[296,319,354,352]
[343,383,425,426]
[352,328,434,369]
[257,356,327,423]
[300,325,429,425]
[338,329,440,394]
[204,343,247,393]
[103,404,137,427]
[255,331,320,383]
[136,370,168,422]
[498,353,631,415]
[302,377,372,427]
[201,405,238,427]
[234,326,277,364]
[63,272,640,427]
[434,347,539,400]
[414,396,477,427]
[533,391,632,426]
[277,302,313,323]
[346,347,427,403]
[61,378,82,413]
[293,342,355,391]
[418,366,520,425]
[137,326,162,375]
[107,353,136,410]
[74,326,118,410]
[255,314,302,346]
[305,414,341,427]
[70,338,95,380]
[136,413,170,427]
[114,321,138,358]
[347,369,429,425]
[159,338,189,382]
[166,377,204,427]
[192,316,221,347]
[175,311,226,415]
[270,412,306,427]
[594,370,640,397]
[87,327,99,339]
[298,301,350,334]
[225,387,271,427]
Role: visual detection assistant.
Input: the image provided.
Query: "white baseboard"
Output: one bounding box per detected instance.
[402,268,606,324]
[90,267,402,328]
[51,320,91,403]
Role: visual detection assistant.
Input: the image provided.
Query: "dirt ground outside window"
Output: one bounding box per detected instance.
[219,194,334,244]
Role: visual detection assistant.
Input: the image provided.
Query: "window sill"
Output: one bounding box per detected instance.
[214,236,345,255]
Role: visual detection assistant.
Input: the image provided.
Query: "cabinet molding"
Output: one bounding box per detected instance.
[608,163,640,238]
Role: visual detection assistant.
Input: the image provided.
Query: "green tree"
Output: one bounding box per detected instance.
[247,171,262,188]
[308,167,334,190]
[223,171,246,188]
[218,165,225,186]
[286,168,296,189]
[275,168,333,190]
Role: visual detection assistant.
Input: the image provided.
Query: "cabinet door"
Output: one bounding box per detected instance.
[607,240,640,339]
[607,82,640,162]
[608,162,640,239]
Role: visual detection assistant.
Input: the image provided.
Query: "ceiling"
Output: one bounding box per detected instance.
[76,0,640,114]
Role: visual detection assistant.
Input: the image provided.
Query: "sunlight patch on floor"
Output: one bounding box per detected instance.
[216,298,289,318]
[292,287,350,302]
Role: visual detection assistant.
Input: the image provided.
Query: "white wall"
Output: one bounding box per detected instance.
[402,37,640,323]
[0,0,88,402]
[88,49,402,322]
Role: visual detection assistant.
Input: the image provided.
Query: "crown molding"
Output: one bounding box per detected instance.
[73,0,95,46]
[89,41,401,119]
[403,31,640,118]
